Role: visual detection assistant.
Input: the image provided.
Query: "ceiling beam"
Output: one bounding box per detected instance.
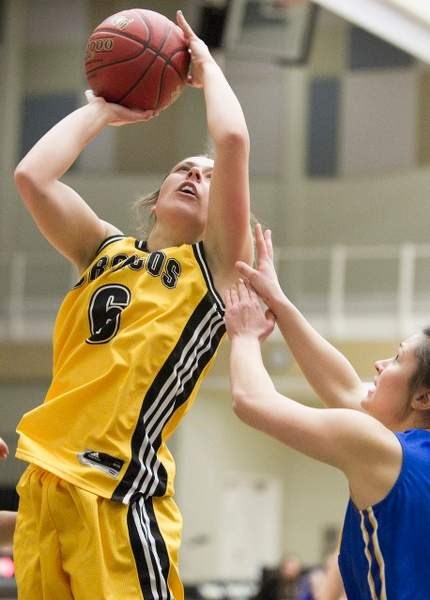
[313,0,430,63]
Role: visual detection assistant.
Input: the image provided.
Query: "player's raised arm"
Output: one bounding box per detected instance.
[235,224,367,410]
[177,11,252,286]
[224,281,402,510]
[14,94,156,272]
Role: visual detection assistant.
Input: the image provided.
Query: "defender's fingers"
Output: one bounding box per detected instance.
[237,278,251,301]
[255,223,269,261]
[264,229,274,260]
[236,261,257,280]
[243,279,258,301]
[265,308,276,325]
[223,289,231,309]
[229,284,239,305]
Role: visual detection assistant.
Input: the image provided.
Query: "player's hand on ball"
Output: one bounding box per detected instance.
[84,90,159,126]
[176,10,214,88]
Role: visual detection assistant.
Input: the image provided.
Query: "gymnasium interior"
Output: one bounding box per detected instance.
[1,0,430,598]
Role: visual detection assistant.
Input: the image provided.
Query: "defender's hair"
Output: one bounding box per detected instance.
[410,327,430,394]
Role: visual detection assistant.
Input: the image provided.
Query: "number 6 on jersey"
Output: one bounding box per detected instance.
[87,284,131,344]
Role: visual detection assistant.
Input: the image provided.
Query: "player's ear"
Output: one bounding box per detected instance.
[411,388,430,411]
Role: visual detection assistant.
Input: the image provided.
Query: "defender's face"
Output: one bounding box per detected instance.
[155,156,214,233]
[362,334,422,429]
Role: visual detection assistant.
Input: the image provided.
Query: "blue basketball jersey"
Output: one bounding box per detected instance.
[339,429,430,599]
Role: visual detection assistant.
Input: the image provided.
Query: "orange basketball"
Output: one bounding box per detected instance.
[85,9,190,112]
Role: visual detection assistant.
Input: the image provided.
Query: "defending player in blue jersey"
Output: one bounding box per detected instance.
[13,11,252,600]
[225,224,430,600]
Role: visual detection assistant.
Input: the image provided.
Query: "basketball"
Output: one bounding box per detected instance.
[84,9,190,112]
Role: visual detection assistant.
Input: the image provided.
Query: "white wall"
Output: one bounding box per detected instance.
[2,0,430,584]
[173,388,348,581]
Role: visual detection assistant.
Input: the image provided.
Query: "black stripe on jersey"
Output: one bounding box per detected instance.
[135,239,148,252]
[113,294,225,503]
[128,496,173,599]
[135,308,225,501]
[193,242,225,314]
[94,234,126,257]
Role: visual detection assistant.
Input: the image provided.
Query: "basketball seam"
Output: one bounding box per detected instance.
[153,20,176,109]
[140,12,187,80]
[119,18,183,108]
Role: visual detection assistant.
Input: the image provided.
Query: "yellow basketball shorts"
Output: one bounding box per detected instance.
[14,465,184,600]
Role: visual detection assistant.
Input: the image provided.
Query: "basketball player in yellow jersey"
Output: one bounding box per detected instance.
[13,11,252,600]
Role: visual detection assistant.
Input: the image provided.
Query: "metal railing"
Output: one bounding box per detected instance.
[273,242,430,338]
[2,243,430,340]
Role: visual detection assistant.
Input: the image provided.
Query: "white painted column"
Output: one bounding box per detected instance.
[0,0,27,250]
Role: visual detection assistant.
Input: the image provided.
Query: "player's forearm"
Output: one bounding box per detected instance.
[230,336,277,419]
[201,62,250,150]
[270,295,365,410]
[15,103,109,185]
[229,336,313,449]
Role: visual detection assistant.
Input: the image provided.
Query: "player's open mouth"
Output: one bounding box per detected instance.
[177,183,198,198]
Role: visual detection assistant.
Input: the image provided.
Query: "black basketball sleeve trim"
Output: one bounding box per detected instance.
[94,234,127,257]
[193,241,225,315]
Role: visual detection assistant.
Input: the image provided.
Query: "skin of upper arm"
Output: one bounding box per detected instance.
[234,391,402,507]
[204,140,253,288]
[15,172,121,271]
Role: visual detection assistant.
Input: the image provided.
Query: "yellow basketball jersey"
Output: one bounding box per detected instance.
[16,236,225,503]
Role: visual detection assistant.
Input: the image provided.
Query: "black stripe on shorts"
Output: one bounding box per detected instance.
[128,496,173,600]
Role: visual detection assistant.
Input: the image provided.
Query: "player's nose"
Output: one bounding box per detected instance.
[375,358,387,373]
[187,166,202,181]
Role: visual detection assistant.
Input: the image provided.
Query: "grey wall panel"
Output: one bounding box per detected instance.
[349,26,414,70]
[307,76,339,176]
[20,93,78,161]
[341,71,417,175]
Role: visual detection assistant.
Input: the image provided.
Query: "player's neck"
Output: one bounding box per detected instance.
[147,223,201,251]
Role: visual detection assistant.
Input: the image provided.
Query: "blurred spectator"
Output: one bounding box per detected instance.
[0,438,16,548]
[318,551,346,600]
[254,554,303,600]
[296,565,325,600]
[0,512,16,548]
[296,551,346,600]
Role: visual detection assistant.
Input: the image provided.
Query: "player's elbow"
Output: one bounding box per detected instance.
[15,163,35,190]
[217,129,250,156]
[231,389,254,422]
[14,164,46,201]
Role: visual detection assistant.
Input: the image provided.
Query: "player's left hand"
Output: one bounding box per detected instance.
[176,10,215,88]
[84,90,159,126]
[224,280,275,342]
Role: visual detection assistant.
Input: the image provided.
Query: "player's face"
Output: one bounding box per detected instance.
[155,156,214,234]
[362,334,422,429]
